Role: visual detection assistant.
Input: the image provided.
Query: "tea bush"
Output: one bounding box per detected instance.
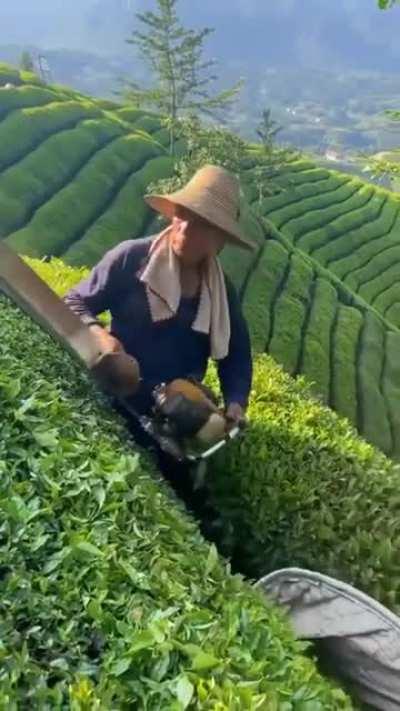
[206,356,400,613]
[0,294,351,708]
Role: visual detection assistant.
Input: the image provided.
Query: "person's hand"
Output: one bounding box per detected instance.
[88,325,141,398]
[89,324,123,354]
[225,402,247,430]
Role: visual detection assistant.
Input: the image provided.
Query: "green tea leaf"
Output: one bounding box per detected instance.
[33,428,59,449]
[111,657,132,677]
[129,630,155,654]
[176,675,194,709]
[205,543,219,577]
[74,541,104,558]
[192,651,220,671]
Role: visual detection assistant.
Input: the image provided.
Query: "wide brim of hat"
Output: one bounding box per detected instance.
[144,192,257,252]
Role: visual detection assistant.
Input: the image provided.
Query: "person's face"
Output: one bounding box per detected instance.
[170,205,227,266]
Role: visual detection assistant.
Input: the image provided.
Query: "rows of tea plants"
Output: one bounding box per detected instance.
[0,68,171,266]
[0,291,350,708]
[17,253,400,708]
[28,257,400,613]
[206,353,400,613]
[258,159,400,328]
[236,224,399,456]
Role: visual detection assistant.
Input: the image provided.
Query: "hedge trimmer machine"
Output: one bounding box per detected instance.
[0,242,242,464]
[132,377,242,463]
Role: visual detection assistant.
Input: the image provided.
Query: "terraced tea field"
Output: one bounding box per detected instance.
[0,64,169,266]
[258,159,400,328]
[1,65,400,458]
[232,160,400,457]
[236,224,400,457]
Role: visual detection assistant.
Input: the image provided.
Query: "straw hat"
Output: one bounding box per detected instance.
[144,164,256,252]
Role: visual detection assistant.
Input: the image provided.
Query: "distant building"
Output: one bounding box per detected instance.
[325,149,340,162]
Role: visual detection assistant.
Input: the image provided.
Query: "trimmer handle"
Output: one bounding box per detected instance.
[90,350,141,399]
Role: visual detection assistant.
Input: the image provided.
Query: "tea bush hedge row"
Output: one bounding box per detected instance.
[0,101,104,172]
[268,254,314,375]
[206,355,400,615]
[0,119,124,236]
[384,331,400,458]
[128,114,164,134]
[280,184,374,241]
[0,70,174,265]
[5,137,166,258]
[0,294,351,709]
[240,239,290,353]
[373,275,400,317]
[358,311,392,453]
[262,159,400,331]
[24,256,89,296]
[349,241,400,293]
[265,180,360,234]
[218,200,266,297]
[325,199,397,277]
[330,305,363,424]
[310,192,386,263]
[274,167,329,188]
[0,62,25,86]
[237,225,400,456]
[252,176,348,223]
[360,259,400,303]
[385,300,400,327]
[115,107,150,123]
[299,277,337,403]
[293,187,377,254]
[0,84,71,120]
[63,155,175,266]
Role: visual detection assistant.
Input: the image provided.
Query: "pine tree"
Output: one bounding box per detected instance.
[252,109,296,203]
[256,109,282,149]
[125,0,242,152]
[20,50,35,73]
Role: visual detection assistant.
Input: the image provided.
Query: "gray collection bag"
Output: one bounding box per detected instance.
[257,568,400,710]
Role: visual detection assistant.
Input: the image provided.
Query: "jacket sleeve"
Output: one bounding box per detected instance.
[64,240,140,325]
[217,278,253,410]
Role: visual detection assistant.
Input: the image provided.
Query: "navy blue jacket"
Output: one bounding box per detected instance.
[64,237,252,413]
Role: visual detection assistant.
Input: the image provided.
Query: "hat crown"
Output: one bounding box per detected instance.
[186,165,240,218]
[144,163,256,251]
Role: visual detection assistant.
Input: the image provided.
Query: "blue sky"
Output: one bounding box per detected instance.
[1,0,400,72]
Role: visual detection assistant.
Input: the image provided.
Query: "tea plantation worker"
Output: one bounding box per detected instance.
[64,164,255,428]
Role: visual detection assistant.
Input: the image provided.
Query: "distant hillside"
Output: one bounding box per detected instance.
[0,44,139,99]
[1,63,400,458]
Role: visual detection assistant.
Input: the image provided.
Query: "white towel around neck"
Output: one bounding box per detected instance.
[139,227,231,360]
